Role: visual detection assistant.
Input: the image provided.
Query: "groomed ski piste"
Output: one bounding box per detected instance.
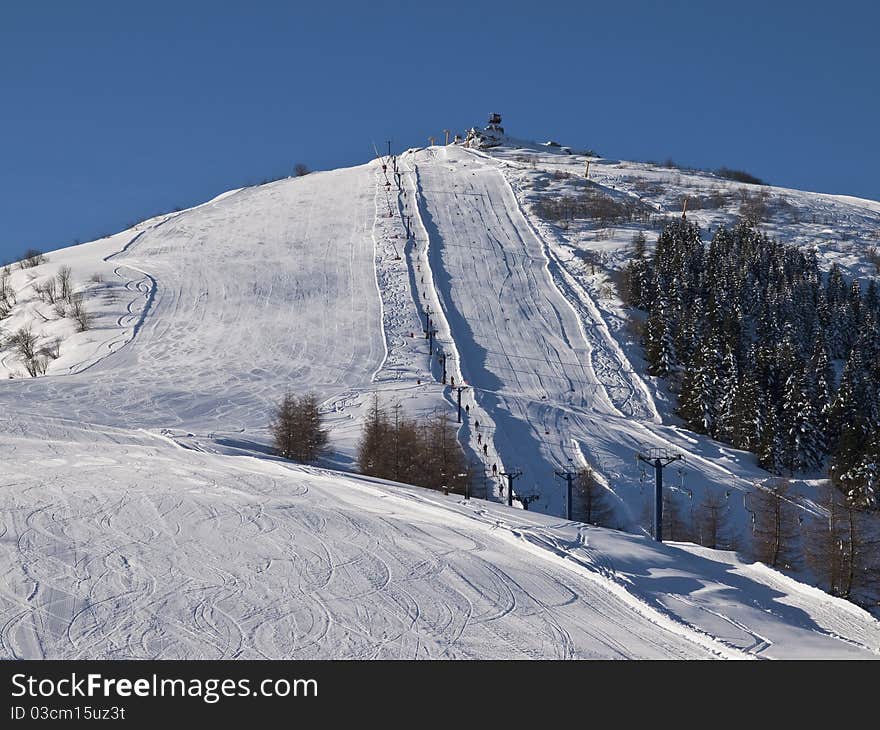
[1,131,879,659]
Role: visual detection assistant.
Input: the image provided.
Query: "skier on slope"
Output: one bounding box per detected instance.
[483,443,488,456]
[492,463,497,475]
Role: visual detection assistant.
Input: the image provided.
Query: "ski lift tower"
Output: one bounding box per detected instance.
[636,447,683,542]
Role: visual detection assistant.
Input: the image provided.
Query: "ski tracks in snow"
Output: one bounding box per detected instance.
[0,439,746,658]
[409,146,647,513]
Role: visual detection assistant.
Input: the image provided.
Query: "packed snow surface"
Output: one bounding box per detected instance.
[3,426,878,659]
[1,139,879,658]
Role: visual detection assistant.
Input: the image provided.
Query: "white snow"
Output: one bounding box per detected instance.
[1,137,879,659]
[3,425,877,659]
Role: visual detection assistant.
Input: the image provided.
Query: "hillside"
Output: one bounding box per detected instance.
[3,423,878,659]
[1,126,879,658]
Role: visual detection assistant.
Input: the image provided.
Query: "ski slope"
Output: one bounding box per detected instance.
[481,141,880,524]
[406,145,775,526]
[0,167,385,437]
[2,134,880,658]
[2,426,877,659]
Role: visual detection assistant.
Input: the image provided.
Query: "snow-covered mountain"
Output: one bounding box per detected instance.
[1,124,879,659]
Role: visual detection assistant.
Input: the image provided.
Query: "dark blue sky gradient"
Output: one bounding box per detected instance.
[1,0,877,261]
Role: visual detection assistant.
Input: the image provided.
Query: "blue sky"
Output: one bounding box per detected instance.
[1,0,877,262]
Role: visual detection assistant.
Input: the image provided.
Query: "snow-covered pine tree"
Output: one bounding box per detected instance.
[715,344,740,443]
[644,298,676,377]
[827,348,868,456]
[808,335,834,455]
[781,365,823,474]
[626,219,880,488]
[622,231,649,307]
[758,406,784,474]
[677,335,720,436]
[836,429,880,511]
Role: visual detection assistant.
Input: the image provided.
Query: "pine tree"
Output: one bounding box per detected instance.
[828,349,871,478]
[835,429,880,511]
[781,365,822,474]
[825,264,848,356]
[715,344,740,442]
[677,335,720,436]
[674,295,703,366]
[629,219,880,504]
[622,231,649,307]
[808,336,834,453]
[864,279,879,316]
[644,299,676,377]
[758,406,784,474]
[727,366,763,451]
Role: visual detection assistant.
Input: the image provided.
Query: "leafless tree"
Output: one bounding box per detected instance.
[421,409,470,494]
[357,397,471,495]
[358,395,390,477]
[576,464,614,526]
[804,483,879,602]
[18,249,46,269]
[56,266,73,302]
[749,478,800,570]
[68,293,92,331]
[359,397,422,485]
[8,327,44,377]
[294,163,311,177]
[24,354,48,377]
[865,246,880,274]
[39,338,61,360]
[694,489,735,550]
[662,491,693,542]
[34,278,57,304]
[716,167,766,185]
[271,391,328,463]
[358,395,391,474]
[534,188,653,226]
[9,327,37,362]
[387,402,421,484]
[738,190,770,224]
[0,269,14,318]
